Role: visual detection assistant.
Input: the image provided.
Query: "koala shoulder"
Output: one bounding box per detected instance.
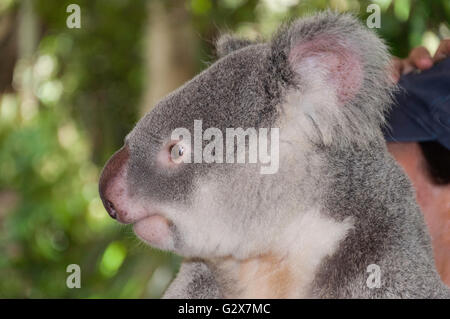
[163,261,222,299]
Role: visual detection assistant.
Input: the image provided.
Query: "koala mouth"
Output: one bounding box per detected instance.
[132,214,173,249]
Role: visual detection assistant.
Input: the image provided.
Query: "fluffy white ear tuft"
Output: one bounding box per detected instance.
[273,12,394,148]
[288,35,363,105]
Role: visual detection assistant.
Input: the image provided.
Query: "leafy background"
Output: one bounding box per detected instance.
[0,0,449,298]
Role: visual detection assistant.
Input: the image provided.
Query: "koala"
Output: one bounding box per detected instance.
[99,11,450,298]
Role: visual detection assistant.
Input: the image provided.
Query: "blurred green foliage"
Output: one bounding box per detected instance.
[0,0,178,298]
[0,0,448,298]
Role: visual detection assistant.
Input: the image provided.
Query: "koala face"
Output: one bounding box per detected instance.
[100,44,284,258]
[99,12,393,260]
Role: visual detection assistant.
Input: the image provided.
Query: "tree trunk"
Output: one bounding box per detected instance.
[140,1,197,116]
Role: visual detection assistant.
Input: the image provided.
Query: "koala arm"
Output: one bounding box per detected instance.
[162,260,222,299]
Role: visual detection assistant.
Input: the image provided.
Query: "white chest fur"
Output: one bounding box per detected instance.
[212,210,354,298]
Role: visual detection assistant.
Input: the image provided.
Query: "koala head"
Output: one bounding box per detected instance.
[99,12,393,260]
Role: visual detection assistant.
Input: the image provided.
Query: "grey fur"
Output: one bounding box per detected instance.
[215,34,256,58]
[117,11,449,298]
[313,144,449,298]
[163,261,222,299]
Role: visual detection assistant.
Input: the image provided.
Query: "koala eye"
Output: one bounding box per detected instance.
[158,140,190,168]
[169,143,185,164]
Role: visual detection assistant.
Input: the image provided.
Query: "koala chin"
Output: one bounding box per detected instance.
[99,11,450,298]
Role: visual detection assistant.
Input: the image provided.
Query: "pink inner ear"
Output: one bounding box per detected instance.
[288,36,363,104]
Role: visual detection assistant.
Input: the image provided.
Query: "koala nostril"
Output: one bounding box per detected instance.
[105,200,117,219]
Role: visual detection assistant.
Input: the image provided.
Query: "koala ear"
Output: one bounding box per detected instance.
[272,12,390,105]
[215,34,255,58]
[287,36,363,105]
[271,12,394,146]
